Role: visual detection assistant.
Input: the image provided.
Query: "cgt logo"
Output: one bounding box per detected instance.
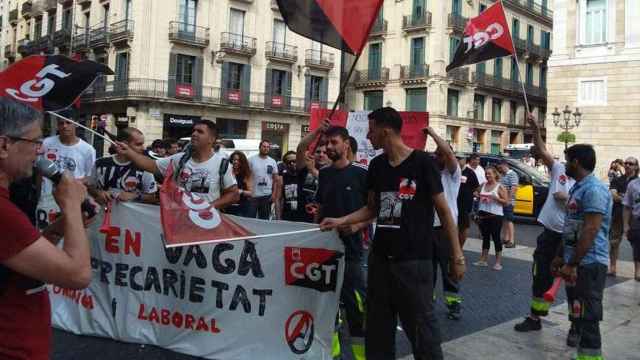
[463,23,505,53]
[284,247,342,292]
[6,64,71,102]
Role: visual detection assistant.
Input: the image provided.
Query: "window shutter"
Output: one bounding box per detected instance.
[264,68,272,108]
[241,64,251,105]
[285,70,292,109]
[220,61,230,102]
[193,56,203,101]
[304,74,311,111]
[320,77,328,106]
[168,53,177,98]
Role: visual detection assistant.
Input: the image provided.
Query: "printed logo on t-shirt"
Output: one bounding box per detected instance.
[378,192,403,228]
[284,184,299,211]
[179,167,211,194]
[567,199,579,214]
[398,178,417,200]
[559,174,568,185]
[267,165,274,175]
[45,148,77,171]
[461,175,468,184]
[46,148,57,161]
[121,176,140,192]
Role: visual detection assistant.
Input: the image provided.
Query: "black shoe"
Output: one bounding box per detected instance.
[514,317,542,332]
[447,303,461,320]
[566,327,579,347]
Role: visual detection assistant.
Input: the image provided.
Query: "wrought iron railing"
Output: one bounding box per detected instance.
[169,21,210,47]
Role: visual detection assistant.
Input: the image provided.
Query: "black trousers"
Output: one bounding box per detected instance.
[628,227,640,262]
[366,255,443,360]
[530,228,563,316]
[248,195,272,220]
[339,261,367,338]
[565,263,607,358]
[432,228,460,305]
[478,214,503,253]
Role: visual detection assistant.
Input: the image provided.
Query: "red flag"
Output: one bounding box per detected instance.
[160,162,253,247]
[446,1,514,72]
[275,0,383,54]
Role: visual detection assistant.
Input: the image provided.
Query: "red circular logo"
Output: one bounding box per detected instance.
[284,310,314,354]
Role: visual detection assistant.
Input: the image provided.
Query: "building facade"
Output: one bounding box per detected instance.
[548,0,640,179]
[2,0,342,158]
[344,0,552,154]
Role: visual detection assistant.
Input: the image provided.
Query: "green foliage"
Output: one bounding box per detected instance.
[557,131,576,144]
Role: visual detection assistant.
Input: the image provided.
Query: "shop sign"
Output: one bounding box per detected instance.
[227,90,241,103]
[176,84,194,99]
[164,114,201,128]
[263,122,288,133]
[271,96,283,107]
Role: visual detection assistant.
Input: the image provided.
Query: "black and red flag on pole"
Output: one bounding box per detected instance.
[275,0,384,54]
[0,55,113,111]
[446,1,514,72]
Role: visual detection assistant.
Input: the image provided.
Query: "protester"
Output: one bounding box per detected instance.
[0,98,91,359]
[608,157,638,276]
[320,107,465,359]
[498,159,519,248]
[225,151,253,217]
[552,144,611,360]
[88,127,158,205]
[522,152,536,167]
[607,159,624,183]
[248,140,279,220]
[314,126,369,359]
[457,156,480,248]
[150,139,166,158]
[424,126,463,320]
[279,150,313,222]
[36,109,96,230]
[515,115,577,345]
[347,135,359,163]
[535,158,548,175]
[468,153,486,185]
[115,120,239,207]
[473,166,509,270]
[623,174,640,281]
[165,138,179,156]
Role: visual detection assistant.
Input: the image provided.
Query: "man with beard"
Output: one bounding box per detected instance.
[608,157,638,276]
[248,140,280,219]
[315,126,368,360]
[36,109,96,230]
[88,127,158,205]
[553,144,611,360]
[424,126,463,320]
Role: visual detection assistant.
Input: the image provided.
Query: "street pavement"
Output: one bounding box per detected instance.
[51,220,639,359]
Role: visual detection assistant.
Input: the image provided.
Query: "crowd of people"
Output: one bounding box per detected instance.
[1,95,637,360]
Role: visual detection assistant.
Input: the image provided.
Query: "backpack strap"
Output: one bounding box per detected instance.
[219,157,230,194]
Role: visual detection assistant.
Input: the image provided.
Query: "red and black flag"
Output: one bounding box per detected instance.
[0,55,113,111]
[275,0,383,54]
[446,1,514,72]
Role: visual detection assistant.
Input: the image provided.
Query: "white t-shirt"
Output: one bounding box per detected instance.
[156,151,237,203]
[434,165,462,227]
[248,155,279,197]
[537,161,575,233]
[469,164,486,185]
[39,136,96,200]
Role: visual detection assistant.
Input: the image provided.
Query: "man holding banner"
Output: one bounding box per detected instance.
[321,107,465,359]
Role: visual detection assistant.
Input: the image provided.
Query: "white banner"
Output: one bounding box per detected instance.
[344,111,381,166]
[51,203,344,359]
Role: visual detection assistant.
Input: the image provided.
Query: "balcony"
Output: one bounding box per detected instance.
[447,13,468,34]
[473,72,547,101]
[57,0,72,5]
[447,67,469,83]
[514,38,551,61]
[169,22,210,48]
[219,32,257,57]
[9,9,18,25]
[500,0,552,25]
[5,45,16,59]
[21,1,33,20]
[81,77,334,115]
[53,28,72,49]
[354,68,390,88]
[73,33,89,52]
[305,49,334,70]
[400,64,430,84]
[110,19,134,46]
[77,0,92,5]
[45,0,57,12]
[265,41,297,64]
[369,19,388,37]
[89,24,109,50]
[17,39,34,56]
[402,11,433,33]
[35,35,54,54]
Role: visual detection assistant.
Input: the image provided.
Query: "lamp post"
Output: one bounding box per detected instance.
[552,105,582,150]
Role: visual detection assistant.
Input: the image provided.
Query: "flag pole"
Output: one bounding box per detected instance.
[504,0,531,115]
[327,51,363,119]
[48,110,116,145]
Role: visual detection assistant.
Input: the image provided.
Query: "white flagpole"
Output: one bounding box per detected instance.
[503,0,531,115]
[163,227,324,248]
[47,110,116,145]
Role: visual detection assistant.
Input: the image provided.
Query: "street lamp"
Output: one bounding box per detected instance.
[552,105,582,150]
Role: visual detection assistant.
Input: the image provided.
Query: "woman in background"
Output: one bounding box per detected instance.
[226,151,253,217]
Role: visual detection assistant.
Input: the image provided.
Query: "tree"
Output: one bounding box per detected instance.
[557,131,576,150]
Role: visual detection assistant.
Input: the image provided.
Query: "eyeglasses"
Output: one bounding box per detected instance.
[624,162,638,166]
[7,136,43,147]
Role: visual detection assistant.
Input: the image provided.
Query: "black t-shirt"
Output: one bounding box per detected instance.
[457,166,480,215]
[92,156,157,194]
[368,151,443,261]
[316,163,368,261]
[610,175,637,215]
[281,167,316,223]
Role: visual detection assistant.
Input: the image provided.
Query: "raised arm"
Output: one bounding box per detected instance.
[296,119,331,170]
[115,141,160,175]
[526,114,554,168]
[425,127,458,174]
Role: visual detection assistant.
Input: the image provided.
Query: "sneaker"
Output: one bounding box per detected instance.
[473,260,488,267]
[504,241,516,248]
[566,327,580,348]
[447,303,461,320]
[514,317,542,332]
[493,263,503,271]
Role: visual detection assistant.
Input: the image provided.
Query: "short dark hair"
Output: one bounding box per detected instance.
[367,107,402,133]
[116,127,142,142]
[196,119,218,139]
[151,139,164,149]
[166,138,178,145]
[324,126,350,140]
[348,136,358,155]
[282,151,296,161]
[260,139,271,147]
[565,144,596,172]
[469,153,480,161]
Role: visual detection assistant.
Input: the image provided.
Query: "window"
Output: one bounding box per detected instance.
[412,0,425,18]
[310,75,323,101]
[582,0,607,45]
[511,58,519,81]
[83,12,90,34]
[176,54,195,84]
[124,0,132,20]
[541,30,551,49]
[34,18,42,40]
[510,101,518,124]
[540,66,547,90]
[227,63,244,90]
[406,88,427,111]
[62,9,72,31]
[271,69,287,96]
[492,98,502,122]
[525,63,533,86]
[364,91,383,111]
[479,4,487,13]
[494,58,503,78]
[491,130,502,155]
[368,43,382,78]
[115,52,128,81]
[102,4,110,28]
[410,37,424,66]
[446,126,459,146]
[474,94,485,120]
[512,18,520,39]
[452,0,461,15]
[216,119,248,139]
[476,62,485,75]
[179,0,197,31]
[273,19,286,44]
[447,89,459,117]
[626,0,640,47]
[449,37,460,62]
[229,8,245,44]
[527,25,534,46]
[578,78,607,106]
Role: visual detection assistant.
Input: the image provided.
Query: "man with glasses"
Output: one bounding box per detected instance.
[36,109,96,230]
[608,157,638,276]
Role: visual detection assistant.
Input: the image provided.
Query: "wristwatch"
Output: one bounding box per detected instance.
[453,256,466,265]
